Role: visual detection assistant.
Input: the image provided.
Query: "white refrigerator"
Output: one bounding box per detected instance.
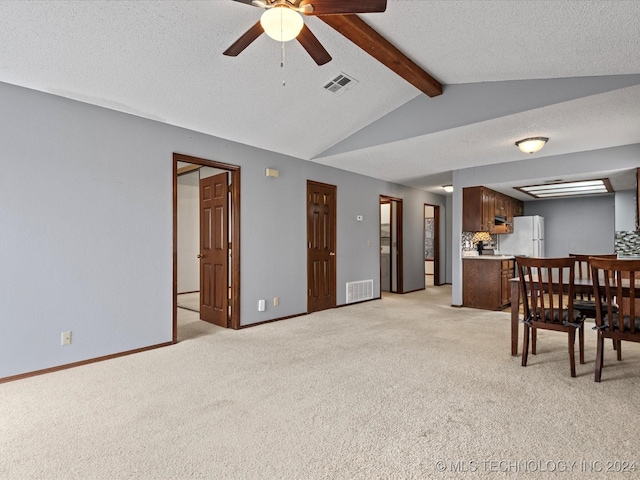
[499,215,545,257]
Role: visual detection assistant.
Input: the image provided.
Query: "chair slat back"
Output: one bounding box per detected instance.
[569,254,616,300]
[589,257,640,335]
[569,254,592,281]
[516,256,576,324]
[569,254,617,277]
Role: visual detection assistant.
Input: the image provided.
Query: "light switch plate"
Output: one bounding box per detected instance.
[61,331,72,346]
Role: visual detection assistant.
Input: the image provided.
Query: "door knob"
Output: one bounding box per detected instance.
[197,254,205,258]
[329,252,335,256]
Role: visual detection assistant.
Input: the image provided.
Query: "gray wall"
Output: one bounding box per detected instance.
[615,189,637,231]
[524,195,615,257]
[0,82,446,379]
[445,194,453,284]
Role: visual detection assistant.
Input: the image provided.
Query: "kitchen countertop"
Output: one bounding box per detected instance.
[462,254,515,260]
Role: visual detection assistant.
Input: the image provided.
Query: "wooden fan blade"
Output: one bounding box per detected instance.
[223,21,264,57]
[297,24,332,65]
[299,0,386,15]
[231,0,259,6]
[320,15,442,97]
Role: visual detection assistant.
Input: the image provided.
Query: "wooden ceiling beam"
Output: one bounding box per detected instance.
[320,14,443,98]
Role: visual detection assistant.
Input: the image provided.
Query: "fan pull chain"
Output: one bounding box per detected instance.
[281,40,286,86]
[280,6,286,86]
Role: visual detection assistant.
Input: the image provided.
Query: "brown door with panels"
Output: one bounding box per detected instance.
[424,204,441,286]
[307,180,337,313]
[380,195,403,293]
[199,172,229,327]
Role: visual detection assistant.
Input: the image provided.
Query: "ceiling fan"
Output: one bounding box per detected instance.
[223,0,442,97]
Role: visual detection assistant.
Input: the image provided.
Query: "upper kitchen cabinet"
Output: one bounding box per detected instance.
[463,186,524,233]
[464,186,495,232]
[513,198,524,217]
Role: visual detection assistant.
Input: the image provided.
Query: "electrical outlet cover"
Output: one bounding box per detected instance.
[61,331,72,345]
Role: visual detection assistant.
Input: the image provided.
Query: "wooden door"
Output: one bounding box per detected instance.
[380,201,391,292]
[199,172,228,327]
[424,204,441,286]
[380,196,403,293]
[307,181,337,313]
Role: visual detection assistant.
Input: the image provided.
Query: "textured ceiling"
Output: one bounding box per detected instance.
[1,0,639,194]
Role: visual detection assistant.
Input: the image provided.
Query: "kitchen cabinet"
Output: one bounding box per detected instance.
[512,198,524,217]
[463,186,524,233]
[500,259,515,306]
[482,188,495,231]
[495,193,506,218]
[463,257,515,310]
[463,186,493,232]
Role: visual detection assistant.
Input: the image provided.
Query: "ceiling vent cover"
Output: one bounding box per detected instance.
[323,72,358,95]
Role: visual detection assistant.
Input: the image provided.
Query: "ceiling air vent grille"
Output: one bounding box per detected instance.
[323,73,358,95]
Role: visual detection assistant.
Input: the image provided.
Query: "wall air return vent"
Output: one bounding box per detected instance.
[323,72,358,95]
[346,279,374,304]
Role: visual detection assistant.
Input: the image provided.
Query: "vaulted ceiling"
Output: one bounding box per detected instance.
[1,0,639,194]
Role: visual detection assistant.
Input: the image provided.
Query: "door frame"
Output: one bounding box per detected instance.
[424,203,441,286]
[380,195,403,293]
[173,153,241,341]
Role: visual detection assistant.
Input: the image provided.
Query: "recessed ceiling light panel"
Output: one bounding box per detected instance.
[515,179,613,199]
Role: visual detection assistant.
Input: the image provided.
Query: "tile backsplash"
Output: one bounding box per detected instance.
[461,231,640,256]
[462,232,498,253]
[615,231,640,256]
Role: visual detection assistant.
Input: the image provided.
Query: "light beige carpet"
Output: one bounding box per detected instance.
[1,286,639,479]
[177,292,200,313]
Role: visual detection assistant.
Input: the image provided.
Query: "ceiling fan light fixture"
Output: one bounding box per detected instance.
[515,137,548,154]
[260,7,304,42]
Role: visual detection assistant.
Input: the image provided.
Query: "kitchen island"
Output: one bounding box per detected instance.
[462,255,515,310]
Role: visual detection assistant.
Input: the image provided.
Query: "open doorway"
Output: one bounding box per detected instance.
[172,153,241,343]
[424,204,441,286]
[380,196,403,293]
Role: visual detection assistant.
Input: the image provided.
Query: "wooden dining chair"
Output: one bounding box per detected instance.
[569,253,617,318]
[516,256,585,377]
[589,257,640,382]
